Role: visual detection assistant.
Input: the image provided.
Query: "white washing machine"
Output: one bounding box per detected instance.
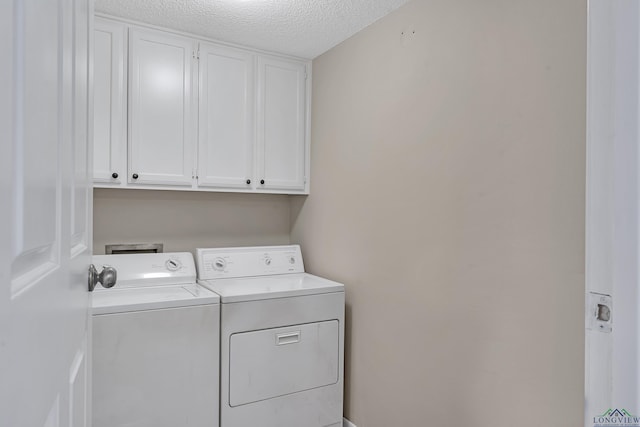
[91,252,220,427]
[195,245,345,427]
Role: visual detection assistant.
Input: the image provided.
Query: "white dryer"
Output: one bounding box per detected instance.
[91,252,220,427]
[196,245,345,427]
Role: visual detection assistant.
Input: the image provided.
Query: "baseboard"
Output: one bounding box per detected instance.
[344,417,357,427]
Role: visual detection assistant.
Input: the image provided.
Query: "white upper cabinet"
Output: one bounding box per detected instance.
[256,56,308,192]
[129,28,196,186]
[93,18,126,185]
[198,43,255,189]
[92,17,310,194]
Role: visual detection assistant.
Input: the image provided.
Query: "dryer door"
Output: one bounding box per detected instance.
[229,320,339,407]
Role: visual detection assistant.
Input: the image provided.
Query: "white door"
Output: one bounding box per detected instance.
[586,1,640,425]
[198,43,255,190]
[93,18,126,186]
[256,56,307,192]
[129,28,196,187]
[1,1,93,426]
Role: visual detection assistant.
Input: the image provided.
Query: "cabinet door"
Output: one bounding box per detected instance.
[93,18,126,185]
[198,43,254,189]
[256,56,308,192]
[129,28,196,186]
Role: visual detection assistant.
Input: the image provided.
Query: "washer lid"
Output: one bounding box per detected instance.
[92,283,220,315]
[198,273,344,303]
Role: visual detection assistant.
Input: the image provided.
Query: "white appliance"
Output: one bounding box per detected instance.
[91,252,220,427]
[196,245,345,427]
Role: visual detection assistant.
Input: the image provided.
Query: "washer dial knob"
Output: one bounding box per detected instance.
[264,256,272,266]
[289,256,296,264]
[165,258,182,271]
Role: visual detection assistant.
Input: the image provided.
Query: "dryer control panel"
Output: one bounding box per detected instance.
[196,245,305,280]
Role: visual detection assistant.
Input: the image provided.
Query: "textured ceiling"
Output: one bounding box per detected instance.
[95,0,412,59]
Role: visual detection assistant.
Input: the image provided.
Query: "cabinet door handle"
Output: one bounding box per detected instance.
[260,179,265,185]
[132,173,139,180]
[246,179,251,185]
[111,172,118,179]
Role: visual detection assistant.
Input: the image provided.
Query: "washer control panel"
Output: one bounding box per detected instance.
[91,252,197,289]
[196,245,305,280]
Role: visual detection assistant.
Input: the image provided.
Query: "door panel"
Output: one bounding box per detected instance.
[1,1,92,426]
[198,44,254,189]
[93,19,126,186]
[69,343,88,427]
[92,306,219,427]
[229,320,339,407]
[11,0,62,297]
[0,0,12,422]
[256,57,306,192]
[129,28,195,186]
[71,0,91,257]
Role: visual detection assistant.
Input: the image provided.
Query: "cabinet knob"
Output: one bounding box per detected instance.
[132,173,139,180]
[111,172,118,179]
[260,179,265,185]
[246,179,251,185]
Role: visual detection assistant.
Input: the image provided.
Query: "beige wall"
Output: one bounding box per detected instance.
[291,0,586,426]
[93,188,290,255]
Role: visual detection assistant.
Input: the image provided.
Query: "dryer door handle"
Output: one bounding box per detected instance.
[276,331,301,346]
